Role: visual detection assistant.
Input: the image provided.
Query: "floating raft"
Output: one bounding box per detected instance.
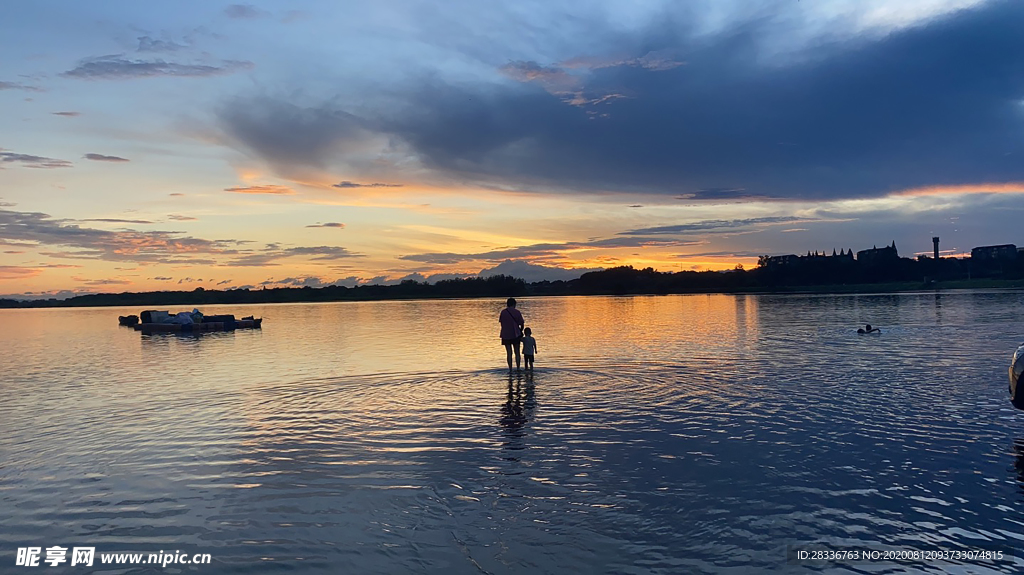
[135,318,262,333]
[127,310,263,334]
[1011,343,1024,410]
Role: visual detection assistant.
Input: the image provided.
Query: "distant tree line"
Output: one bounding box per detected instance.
[1,254,1022,309]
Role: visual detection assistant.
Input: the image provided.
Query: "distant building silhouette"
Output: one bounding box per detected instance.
[857,241,899,265]
[762,248,854,269]
[749,236,1023,286]
[972,244,1018,261]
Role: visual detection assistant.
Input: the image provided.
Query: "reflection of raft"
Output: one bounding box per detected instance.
[136,317,262,333]
[1011,344,1024,410]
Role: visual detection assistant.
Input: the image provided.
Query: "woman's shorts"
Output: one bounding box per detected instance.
[501,337,522,346]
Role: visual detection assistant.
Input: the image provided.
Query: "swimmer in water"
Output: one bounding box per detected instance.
[857,324,881,334]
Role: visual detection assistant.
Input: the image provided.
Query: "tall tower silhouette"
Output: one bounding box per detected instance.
[932,236,939,260]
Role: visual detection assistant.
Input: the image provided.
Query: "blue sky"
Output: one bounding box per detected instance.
[1,0,1022,296]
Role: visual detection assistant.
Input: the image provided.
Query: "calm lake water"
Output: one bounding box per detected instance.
[2,292,1024,573]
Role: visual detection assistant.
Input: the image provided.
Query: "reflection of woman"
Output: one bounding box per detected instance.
[499,298,525,372]
[500,373,536,462]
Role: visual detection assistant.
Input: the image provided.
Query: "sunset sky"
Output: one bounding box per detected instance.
[2,0,1023,298]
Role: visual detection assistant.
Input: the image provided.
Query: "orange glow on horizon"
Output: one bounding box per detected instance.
[892,182,1024,197]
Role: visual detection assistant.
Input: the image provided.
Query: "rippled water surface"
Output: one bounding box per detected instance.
[3,292,1024,573]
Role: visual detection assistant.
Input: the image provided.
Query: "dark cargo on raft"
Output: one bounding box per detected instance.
[120,309,263,333]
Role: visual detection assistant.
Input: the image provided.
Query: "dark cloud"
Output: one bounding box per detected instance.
[0,151,72,169]
[306,222,345,228]
[408,1,1024,199]
[84,153,129,162]
[52,111,80,117]
[152,276,173,281]
[224,4,263,19]
[217,98,373,175]
[221,1,1023,201]
[332,181,402,189]
[62,56,253,80]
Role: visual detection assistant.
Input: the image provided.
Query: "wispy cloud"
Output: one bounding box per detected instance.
[499,60,629,110]
[0,206,363,268]
[228,245,363,267]
[225,4,264,19]
[306,222,345,228]
[399,236,704,265]
[561,50,685,72]
[224,184,295,195]
[0,266,43,280]
[136,36,188,53]
[333,181,403,189]
[891,182,1024,197]
[0,151,72,169]
[84,153,129,162]
[0,81,43,92]
[73,277,132,286]
[0,207,237,264]
[167,214,197,221]
[82,218,154,224]
[619,217,813,236]
[52,111,80,117]
[62,55,253,80]
[675,188,774,201]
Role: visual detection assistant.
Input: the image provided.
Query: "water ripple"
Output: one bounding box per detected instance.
[2,293,1024,573]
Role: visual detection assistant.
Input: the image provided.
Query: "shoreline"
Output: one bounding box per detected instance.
[3,278,1023,309]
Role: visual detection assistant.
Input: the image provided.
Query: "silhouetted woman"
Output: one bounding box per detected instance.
[499,297,525,372]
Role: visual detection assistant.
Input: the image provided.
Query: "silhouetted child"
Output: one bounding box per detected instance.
[858,324,881,334]
[521,327,538,371]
